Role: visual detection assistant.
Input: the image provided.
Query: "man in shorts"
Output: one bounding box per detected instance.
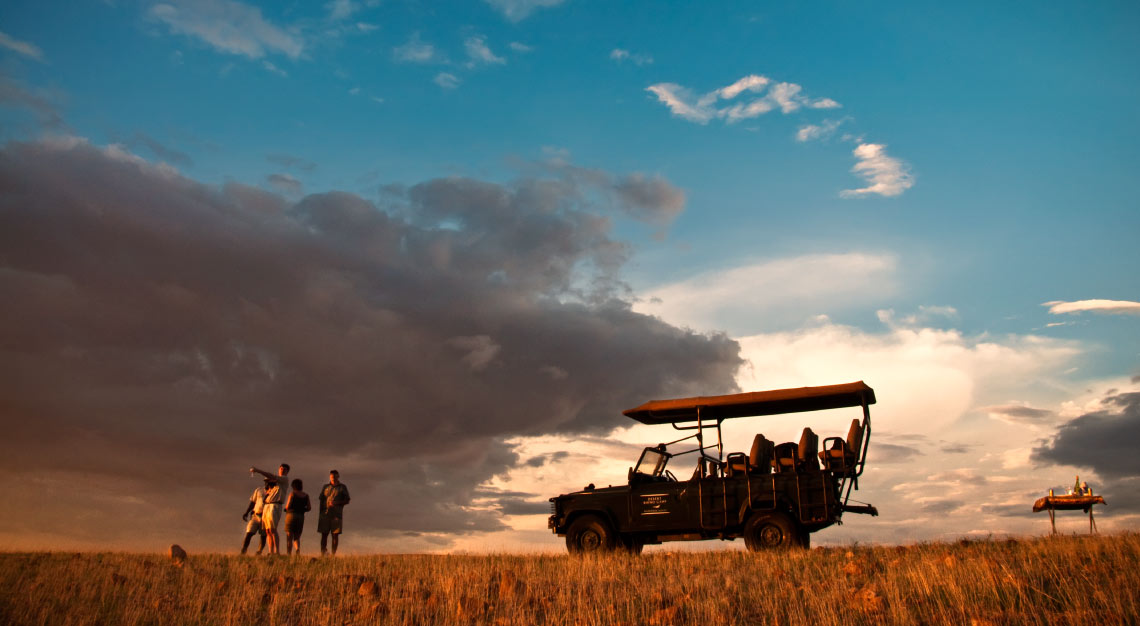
[251,464,290,555]
[318,470,351,556]
[240,478,271,555]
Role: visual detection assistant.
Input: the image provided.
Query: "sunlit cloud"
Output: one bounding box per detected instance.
[1043,299,1140,316]
[634,252,898,336]
[796,118,844,142]
[646,74,841,125]
[840,143,914,198]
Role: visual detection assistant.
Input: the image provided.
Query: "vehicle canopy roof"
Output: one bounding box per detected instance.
[622,381,876,425]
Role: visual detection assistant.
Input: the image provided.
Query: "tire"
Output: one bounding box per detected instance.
[743,512,802,551]
[566,514,618,554]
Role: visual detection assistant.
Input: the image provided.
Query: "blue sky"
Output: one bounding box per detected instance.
[1,0,1138,551]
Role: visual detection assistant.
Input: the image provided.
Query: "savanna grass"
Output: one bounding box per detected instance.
[0,532,1136,625]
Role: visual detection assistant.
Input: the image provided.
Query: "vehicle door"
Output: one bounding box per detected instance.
[629,450,701,531]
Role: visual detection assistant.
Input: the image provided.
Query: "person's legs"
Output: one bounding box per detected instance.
[331,532,339,555]
[241,531,254,554]
[320,532,329,555]
[285,531,293,555]
[257,528,266,554]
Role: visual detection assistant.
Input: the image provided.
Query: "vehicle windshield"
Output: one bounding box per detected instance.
[634,447,670,476]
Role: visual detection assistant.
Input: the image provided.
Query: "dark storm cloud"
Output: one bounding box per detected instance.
[612,173,686,225]
[0,76,65,130]
[1032,392,1140,512]
[980,504,1035,518]
[266,153,317,172]
[869,443,922,463]
[0,138,741,550]
[118,132,193,167]
[983,404,1053,423]
[497,497,552,516]
[530,157,687,226]
[920,499,963,514]
[266,172,303,194]
[524,451,569,468]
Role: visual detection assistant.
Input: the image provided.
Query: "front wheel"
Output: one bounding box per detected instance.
[566,514,618,554]
[743,512,803,551]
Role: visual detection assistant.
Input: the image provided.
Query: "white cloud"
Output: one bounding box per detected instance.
[509,42,533,53]
[326,0,358,21]
[0,30,45,62]
[877,305,959,327]
[1043,299,1140,316]
[149,0,303,59]
[645,84,713,123]
[808,97,841,109]
[465,35,505,66]
[370,96,384,104]
[261,60,288,77]
[610,48,653,66]
[717,74,769,99]
[393,33,439,63]
[840,143,914,198]
[796,118,844,142]
[356,22,379,33]
[634,253,898,336]
[434,72,460,89]
[647,74,840,125]
[483,0,565,21]
[734,321,1081,433]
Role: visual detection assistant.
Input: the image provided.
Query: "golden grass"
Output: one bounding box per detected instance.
[0,533,1137,625]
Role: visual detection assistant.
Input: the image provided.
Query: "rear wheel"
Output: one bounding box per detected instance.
[743,512,802,551]
[566,514,618,554]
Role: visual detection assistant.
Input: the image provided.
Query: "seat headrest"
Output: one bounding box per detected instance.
[798,427,818,461]
[847,419,863,452]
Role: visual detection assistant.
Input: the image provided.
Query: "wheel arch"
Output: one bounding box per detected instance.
[564,508,620,534]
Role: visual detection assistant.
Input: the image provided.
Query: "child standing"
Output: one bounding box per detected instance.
[284,478,312,555]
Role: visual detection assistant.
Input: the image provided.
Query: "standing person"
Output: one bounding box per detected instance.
[318,470,351,556]
[284,478,311,555]
[250,464,290,555]
[240,478,271,555]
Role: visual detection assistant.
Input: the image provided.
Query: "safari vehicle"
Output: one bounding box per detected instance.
[548,382,879,553]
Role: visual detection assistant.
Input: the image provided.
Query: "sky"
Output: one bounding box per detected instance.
[0,0,1138,554]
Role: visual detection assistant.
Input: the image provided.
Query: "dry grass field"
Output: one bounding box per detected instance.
[1,533,1137,625]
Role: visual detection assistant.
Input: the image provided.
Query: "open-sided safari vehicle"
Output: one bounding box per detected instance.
[548,382,879,553]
